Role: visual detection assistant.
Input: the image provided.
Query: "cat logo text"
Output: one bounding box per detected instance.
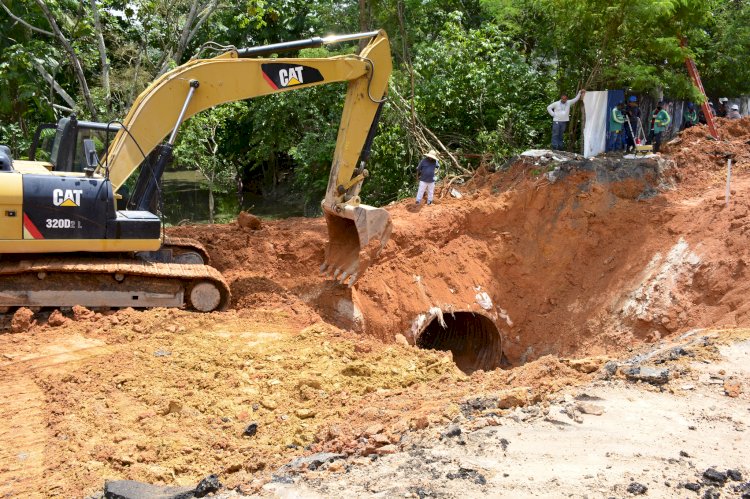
[279,66,305,87]
[53,189,83,207]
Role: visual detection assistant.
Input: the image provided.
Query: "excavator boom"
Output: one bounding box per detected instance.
[102,30,393,284]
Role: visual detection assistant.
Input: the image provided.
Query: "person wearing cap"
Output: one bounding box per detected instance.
[546,89,586,150]
[608,102,626,151]
[652,102,671,153]
[717,98,729,117]
[624,95,641,153]
[728,104,742,120]
[682,102,698,130]
[700,102,716,124]
[415,150,439,205]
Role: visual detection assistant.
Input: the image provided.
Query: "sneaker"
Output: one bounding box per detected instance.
[415,201,420,205]
[427,201,432,205]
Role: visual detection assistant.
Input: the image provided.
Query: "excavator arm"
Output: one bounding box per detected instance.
[101,30,392,285]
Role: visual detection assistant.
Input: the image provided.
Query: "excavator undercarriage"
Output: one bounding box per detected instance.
[0,237,229,312]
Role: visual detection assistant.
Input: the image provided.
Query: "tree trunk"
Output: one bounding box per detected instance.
[173,0,200,66]
[33,0,98,119]
[160,0,220,74]
[396,0,415,124]
[130,44,144,104]
[235,171,244,211]
[358,0,369,51]
[89,0,111,114]
[184,0,220,57]
[208,182,215,224]
[31,59,76,109]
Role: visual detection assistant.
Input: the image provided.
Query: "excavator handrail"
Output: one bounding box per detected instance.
[236,30,381,58]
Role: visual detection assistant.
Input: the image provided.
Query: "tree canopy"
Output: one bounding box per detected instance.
[1,0,748,213]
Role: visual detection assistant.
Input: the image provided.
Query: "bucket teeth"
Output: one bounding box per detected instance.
[322,203,391,288]
[347,273,358,288]
[319,263,328,274]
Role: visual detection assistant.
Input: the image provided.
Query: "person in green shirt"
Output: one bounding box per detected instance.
[608,102,626,151]
[652,102,671,153]
[682,102,698,130]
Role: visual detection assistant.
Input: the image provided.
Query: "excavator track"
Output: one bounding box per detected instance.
[0,257,230,312]
[161,236,211,265]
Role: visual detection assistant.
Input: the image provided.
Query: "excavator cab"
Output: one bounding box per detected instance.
[29,116,120,174]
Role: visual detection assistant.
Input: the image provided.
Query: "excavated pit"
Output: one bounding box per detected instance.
[169,129,750,373]
[415,312,503,374]
[172,153,678,372]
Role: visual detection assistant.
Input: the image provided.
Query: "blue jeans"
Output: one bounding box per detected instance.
[624,125,635,150]
[608,130,624,151]
[653,132,663,153]
[551,121,567,150]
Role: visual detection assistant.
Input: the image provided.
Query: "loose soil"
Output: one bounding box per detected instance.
[264,331,750,499]
[0,119,749,497]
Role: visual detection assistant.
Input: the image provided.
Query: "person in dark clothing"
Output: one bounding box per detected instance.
[682,102,699,130]
[624,95,641,154]
[416,150,439,205]
[652,102,671,153]
[647,106,659,144]
[717,98,728,118]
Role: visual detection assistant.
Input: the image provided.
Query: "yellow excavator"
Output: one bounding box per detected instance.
[0,30,392,312]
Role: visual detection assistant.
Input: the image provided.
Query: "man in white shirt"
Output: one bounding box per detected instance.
[547,90,585,150]
[728,104,742,120]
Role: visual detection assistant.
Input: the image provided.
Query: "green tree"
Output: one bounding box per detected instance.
[174,102,249,222]
[481,0,717,100]
[700,0,750,96]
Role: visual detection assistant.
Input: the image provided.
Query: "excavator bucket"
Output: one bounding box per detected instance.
[321,204,392,287]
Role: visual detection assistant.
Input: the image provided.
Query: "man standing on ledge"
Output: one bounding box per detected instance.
[547,89,585,150]
[415,150,439,205]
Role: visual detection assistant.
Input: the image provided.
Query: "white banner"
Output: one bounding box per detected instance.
[583,91,608,158]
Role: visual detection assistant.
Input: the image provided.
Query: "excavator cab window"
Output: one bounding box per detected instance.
[30,117,121,173]
[73,128,109,173]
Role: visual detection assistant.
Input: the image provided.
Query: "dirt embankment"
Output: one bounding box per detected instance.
[663,117,750,193]
[172,119,750,368]
[0,118,748,497]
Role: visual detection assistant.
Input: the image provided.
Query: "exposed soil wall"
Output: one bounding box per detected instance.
[170,119,750,370]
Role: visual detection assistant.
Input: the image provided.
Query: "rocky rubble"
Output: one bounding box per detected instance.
[246,332,749,498]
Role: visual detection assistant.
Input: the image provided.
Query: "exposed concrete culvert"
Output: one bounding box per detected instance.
[416,311,503,374]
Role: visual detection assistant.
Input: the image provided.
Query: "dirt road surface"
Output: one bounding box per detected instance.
[260,332,749,498]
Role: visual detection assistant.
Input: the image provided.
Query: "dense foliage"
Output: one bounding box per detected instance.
[1,0,749,216]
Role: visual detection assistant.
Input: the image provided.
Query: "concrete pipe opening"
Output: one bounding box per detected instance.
[416,312,503,374]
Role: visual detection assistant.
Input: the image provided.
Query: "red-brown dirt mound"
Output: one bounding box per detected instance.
[663,117,750,196]
[171,120,750,369]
